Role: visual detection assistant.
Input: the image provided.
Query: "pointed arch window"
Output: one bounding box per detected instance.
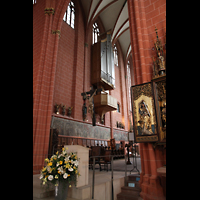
[92,22,100,44]
[63,1,75,29]
[113,44,118,66]
[127,60,132,111]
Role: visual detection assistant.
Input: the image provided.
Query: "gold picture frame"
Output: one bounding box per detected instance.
[131,82,158,143]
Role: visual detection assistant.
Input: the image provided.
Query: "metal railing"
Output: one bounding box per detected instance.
[90,148,140,200]
[89,154,124,200]
[101,70,115,86]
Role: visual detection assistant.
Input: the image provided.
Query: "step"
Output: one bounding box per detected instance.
[117,192,139,200]
[33,175,55,198]
[128,174,140,181]
[33,197,95,200]
[121,186,140,196]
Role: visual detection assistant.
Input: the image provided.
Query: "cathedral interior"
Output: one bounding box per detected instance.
[33,0,166,199]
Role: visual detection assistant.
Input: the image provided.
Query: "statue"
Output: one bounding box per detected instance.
[61,104,66,116]
[157,52,165,75]
[138,100,153,135]
[88,87,97,121]
[161,102,166,128]
[55,103,60,114]
[152,27,166,78]
[82,102,87,121]
[81,86,102,126]
[67,106,73,117]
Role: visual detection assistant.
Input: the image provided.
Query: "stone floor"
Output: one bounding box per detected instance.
[111,156,141,173]
[33,157,142,200]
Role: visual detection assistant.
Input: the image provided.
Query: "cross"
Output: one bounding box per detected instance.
[81,86,102,126]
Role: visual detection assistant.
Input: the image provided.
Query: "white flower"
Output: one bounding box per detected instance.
[68,167,73,172]
[47,166,52,173]
[56,162,60,167]
[63,173,68,179]
[72,160,79,166]
[58,166,64,174]
[64,156,70,162]
[48,175,54,181]
[39,174,43,179]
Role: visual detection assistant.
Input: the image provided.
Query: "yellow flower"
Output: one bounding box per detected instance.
[45,158,49,163]
[47,162,52,166]
[56,151,59,155]
[69,185,71,187]
[68,174,70,177]
[62,147,65,151]
[42,167,46,172]
[59,161,63,165]
[58,171,61,174]
[65,163,70,169]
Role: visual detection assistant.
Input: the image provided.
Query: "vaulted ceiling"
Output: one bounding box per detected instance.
[80,0,131,60]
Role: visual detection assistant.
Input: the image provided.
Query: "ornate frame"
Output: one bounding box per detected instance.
[131,82,158,143]
[152,75,166,143]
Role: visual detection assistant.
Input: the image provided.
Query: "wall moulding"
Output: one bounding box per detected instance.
[51,115,111,140]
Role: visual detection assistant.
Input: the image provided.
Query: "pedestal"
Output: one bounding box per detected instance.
[64,145,89,188]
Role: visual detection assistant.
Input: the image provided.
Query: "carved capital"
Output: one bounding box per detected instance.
[52,30,61,38]
[44,7,55,16]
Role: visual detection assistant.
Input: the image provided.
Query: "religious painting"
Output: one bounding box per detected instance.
[152,76,166,143]
[131,82,158,143]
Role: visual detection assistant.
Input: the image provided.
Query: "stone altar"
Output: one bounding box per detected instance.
[64,145,89,188]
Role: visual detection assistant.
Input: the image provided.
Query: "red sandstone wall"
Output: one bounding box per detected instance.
[53,0,85,121]
[33,0,45,101]
[144,0,166,77]
[145,0,166,48]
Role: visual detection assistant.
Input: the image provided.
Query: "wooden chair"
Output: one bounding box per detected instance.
[89,146,102,170]
[100,150,112,171]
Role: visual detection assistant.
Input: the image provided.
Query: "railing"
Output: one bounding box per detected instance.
[90,145,140,200]
[89,154,123,200]
[101,70,115,86]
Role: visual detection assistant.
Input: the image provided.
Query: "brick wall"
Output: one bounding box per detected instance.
[33,0,45,100]
[53,0,85,121]
[145,0,166,48]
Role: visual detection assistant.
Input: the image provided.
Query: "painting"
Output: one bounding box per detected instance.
[152,75,166,143]
[131,82,158,143]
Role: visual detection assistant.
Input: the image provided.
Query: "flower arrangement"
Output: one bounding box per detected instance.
[40,147,80,187]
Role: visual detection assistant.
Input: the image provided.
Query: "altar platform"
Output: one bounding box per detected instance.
[34,170,126,200]
[33,158,141,200]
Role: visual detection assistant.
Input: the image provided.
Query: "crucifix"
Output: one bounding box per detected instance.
[81,86,102,126]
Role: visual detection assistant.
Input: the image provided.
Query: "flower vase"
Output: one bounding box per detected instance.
[55,181,69,200]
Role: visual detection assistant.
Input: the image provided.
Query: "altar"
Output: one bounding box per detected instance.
[64,145,89,188]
